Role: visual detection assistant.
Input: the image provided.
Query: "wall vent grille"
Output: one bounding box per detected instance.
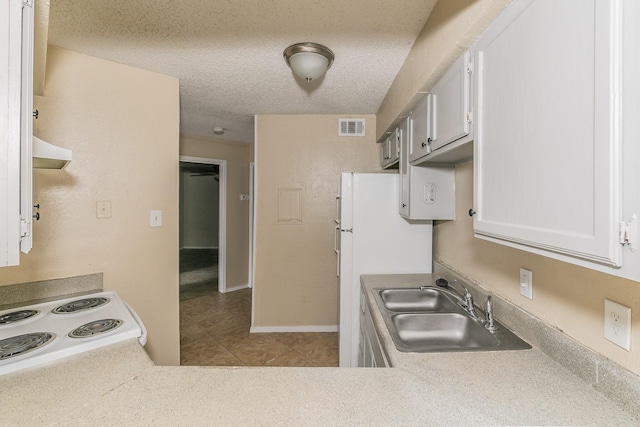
[338,119,365,137]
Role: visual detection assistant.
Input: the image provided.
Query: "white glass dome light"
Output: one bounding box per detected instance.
[283,42,334,82]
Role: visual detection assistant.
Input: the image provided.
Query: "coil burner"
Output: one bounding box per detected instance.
[69,319,123,339]
[0,290,145,375]
[0,310,39,325]
[0,332,55,360]
[52,297,110,314]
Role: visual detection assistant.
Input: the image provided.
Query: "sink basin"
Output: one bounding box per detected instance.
[378,288,459,312]
[372,286,531,353]
[391,313,499,352]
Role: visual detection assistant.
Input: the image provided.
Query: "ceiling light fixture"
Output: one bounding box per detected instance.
[283,42,334,83]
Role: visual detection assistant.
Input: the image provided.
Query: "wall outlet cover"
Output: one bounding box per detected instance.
[150,210,163,227]
[604,299,631,351]
[520,268,533,299]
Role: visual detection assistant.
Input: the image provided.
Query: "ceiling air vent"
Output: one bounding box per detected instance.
[338,118,365,137]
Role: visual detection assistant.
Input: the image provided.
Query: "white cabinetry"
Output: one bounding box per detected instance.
[399,117,455,220]
[379,129,399,169]
[1,0,33,267]
[473,0,623,268]
[429,50,472,153]
[358,286,388,368]
[409,50,473,164]
[408,94,431,163]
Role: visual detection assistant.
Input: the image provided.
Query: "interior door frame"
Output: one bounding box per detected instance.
[179,155,227,293]
[249,161,255,289]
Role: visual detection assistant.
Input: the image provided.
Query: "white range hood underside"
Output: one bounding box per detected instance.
[33,135,72,169]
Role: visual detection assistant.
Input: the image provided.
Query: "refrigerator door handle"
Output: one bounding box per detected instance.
[334,224,340,276]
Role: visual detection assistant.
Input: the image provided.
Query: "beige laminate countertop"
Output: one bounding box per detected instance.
[2,274,638,426]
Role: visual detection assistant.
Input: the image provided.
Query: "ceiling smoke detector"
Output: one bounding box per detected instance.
[283,42,334,82]
[213,127,225,135]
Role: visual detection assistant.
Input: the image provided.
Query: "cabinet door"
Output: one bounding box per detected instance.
[400,117,455,220]
[474,0,622,266]
[398,119,411,217]
[379,137,390,167]
[19,0,33,256]
[430,50,471,152]
[409,94,431,163]
[380,130,400,169]
[1,0,32,267]
[389,129,400,165]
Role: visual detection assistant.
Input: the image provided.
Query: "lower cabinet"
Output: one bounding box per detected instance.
[358,286,389,368]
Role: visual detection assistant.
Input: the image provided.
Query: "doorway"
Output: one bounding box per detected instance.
[179,156,227,298]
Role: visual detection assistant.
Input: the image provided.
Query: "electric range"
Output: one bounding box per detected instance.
[0,291,147,375]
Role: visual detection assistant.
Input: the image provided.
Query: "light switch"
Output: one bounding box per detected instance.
[520,268,533,299]
[150,210,163,227]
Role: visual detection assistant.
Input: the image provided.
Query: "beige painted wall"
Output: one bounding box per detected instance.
[376,0,511,141]
[180,135,253,289]
[254,115,381,327]
[435,162,640,376]
[0,46,180,366]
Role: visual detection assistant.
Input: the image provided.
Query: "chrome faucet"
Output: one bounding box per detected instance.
[433,278,500,332]
[435,278,478,319]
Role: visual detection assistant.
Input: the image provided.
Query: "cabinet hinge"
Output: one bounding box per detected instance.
[23,0,34,8]
[467,60,474,75]
[466,112,473,123]
[619,214,637,251]
[20,219,31,238]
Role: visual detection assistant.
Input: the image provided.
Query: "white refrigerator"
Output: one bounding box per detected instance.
[336,172,433,367]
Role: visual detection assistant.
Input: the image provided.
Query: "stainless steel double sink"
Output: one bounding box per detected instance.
[373,287,531,353]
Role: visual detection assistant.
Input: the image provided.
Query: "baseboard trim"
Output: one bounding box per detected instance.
[250,325,338,333]
[223,284,249,293]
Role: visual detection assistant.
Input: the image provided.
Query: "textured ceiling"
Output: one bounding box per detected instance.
[48,0,438,144]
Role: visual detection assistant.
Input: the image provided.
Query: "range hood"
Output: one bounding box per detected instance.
[33,136,72,169]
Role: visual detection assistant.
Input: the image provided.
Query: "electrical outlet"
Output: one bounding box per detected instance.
[604,299,631,351]
[520,268,533,299]
[424,183,436,204]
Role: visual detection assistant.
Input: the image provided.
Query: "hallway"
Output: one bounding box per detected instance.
[179,250,338,367]
[180,288,339,366]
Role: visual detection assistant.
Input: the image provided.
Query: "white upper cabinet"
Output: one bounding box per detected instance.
[399,119,411,217]
[379,129,399,169]
[1,0,33,267]
[409,50,473,164]
[429,50,472,153]
[400,117,455,220]
[409,94,431,163]
[473,0,623,267]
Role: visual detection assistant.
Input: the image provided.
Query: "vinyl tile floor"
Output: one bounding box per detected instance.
[179,287,339,367]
